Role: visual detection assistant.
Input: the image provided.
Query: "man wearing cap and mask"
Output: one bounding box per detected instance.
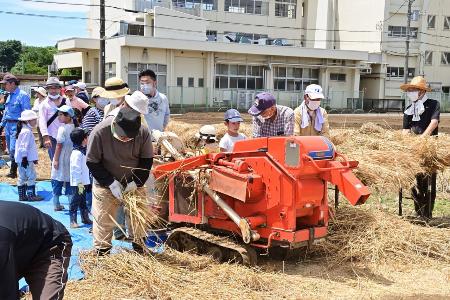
[401,76,440,219]
[294,84,330,136]
[39,77,70,161]
[32,87,47,148]
[248,92,294,138]
[86,89,153,255]
[0,73,31,178]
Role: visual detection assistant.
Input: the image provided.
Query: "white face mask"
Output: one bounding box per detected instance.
[140,83,154,95]
[96,98,109,109]
[48,94,60,100]
[407,91,420,102]
[307,101,320,110]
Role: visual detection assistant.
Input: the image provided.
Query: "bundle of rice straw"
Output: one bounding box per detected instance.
[313,205,450,265]
[119,189,165,246]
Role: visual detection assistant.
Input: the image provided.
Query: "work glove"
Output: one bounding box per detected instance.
[109,179,124,201]
[124,181,138,194]
[77,183,85,195]
[21,157,29,168]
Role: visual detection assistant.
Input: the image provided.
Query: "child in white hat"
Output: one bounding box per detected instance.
[14,110,43,201]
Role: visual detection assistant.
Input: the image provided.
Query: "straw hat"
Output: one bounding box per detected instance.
[101,77,130,99]
[400,76,431,92]
[91,86,105,98]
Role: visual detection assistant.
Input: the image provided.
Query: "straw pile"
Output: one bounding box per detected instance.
[166,121,450,192]
[314,205,450,265]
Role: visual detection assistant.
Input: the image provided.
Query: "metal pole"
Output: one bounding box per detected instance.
[404,0,413,84]
[100,0,106,87]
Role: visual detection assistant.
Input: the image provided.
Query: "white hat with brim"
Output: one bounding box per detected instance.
[195,125,217,141]
[18,110,38,121]
[34,86,47,97]
[100,77,130,99]
[305,84,325,100]
[125,91,149,114]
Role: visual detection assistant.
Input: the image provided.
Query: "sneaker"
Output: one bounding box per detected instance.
[27,196,44,202]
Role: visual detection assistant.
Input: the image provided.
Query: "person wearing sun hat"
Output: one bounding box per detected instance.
[248,92,294,138]
[401,75,440,219]
[101,77,130,118]
[294,84,330,137]
[32,86,48,148]
[87,95,153,255]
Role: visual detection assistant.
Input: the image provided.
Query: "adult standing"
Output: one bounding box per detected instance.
[248,92,294,138]
[102,77,129,118]
[80,86,106,134]
[401,76,440,219]
[74,82,90,104]
[32,87,47,148]
[294,84,330,136]
[139,69,170,131]
[0,73,31,178]
[39,77,70,161]
[0,200,72,300]
[86,93,152,255]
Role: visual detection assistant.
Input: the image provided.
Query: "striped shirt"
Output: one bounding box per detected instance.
[252,105,294,138]
[81,107,104,134]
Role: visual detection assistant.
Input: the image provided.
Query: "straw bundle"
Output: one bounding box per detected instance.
[314,205,450,265]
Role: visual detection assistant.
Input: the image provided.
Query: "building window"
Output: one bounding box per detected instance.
[275,0,297,19]
[84,71,91,83]
[443,86,450,93]
[224,0,269,16]
[330,73,346,82]
[105,63,116,80]
[224,32,268,43]
[172,0,218,11]
[427,15,436,29]
[198,78,204,87]
[127,63,167,93]
[388,26,418,38]
[442,52,450,65]
[120,22,144,36]
[425,51,433,65]
[215,64,264,90]
[177,77,183,87]
[206,30,217,41]
[188,77,194,87]
[445,16,450,30]
[386,67,415,78]
[273,66,319,91]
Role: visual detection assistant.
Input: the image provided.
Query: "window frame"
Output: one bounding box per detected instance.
[425,51,433,65]
[214,63,264,90]
[273,66,319,91]
[427,15,436,29]
[127,63,167,93]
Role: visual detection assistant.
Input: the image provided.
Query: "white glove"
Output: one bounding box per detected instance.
[151,129,165,143]
[124,181,138,193]
[109,180,124,201]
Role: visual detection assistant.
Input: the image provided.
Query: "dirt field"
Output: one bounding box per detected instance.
[173,112,450,133]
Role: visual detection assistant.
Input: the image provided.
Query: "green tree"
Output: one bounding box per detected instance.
[0,40,22,72]
[12,46,57,75]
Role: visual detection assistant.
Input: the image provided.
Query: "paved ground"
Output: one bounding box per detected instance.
[172,113,450,133]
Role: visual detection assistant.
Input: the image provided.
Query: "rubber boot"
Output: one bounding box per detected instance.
[132,242,145,254]
[53,195,64,211]
[27,185,43,201]
[80,208,93,225]
[7,161,18,179]
[18,185,27,201]
[70,211,79,228]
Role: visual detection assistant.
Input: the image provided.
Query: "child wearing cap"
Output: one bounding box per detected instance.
[14,110,43,202]
[69,128,92,228]
[219,109,246,152]
[50,105,75,211]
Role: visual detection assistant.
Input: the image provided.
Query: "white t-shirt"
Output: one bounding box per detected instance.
[219,133,246,152]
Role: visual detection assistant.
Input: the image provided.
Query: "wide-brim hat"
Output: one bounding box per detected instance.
[18,110,38,121]
[113,107,141,138]
[91,86,105,98]
[125,90,149,114]
[101,77,130,99]
[34,86,47,97]
[400,76,431,92]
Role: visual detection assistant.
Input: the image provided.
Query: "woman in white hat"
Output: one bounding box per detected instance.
[101,77,130,118]
[32,87,47,148]
[14,110,43,202]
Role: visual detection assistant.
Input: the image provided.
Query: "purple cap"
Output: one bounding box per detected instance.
[0,73,18,84]
[224,109,243,122]
[248,92,276,116]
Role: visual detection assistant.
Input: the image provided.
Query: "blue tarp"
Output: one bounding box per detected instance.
[0,181,135,287]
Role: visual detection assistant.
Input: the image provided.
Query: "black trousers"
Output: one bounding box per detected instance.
[411,172,437,219]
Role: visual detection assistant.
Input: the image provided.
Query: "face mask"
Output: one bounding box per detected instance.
[97,98,109,109]
[140,83,154,95]
[48,94,60,100]
[407,91,420,102]
[109,99,119,106]
[307,101,320,110]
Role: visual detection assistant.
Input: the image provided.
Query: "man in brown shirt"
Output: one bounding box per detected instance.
[87,103,153,254]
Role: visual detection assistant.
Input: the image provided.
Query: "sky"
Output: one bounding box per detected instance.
[0,0,89,46]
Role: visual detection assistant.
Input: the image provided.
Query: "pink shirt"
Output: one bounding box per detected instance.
[39,96,70,139]
[68,96,89,111]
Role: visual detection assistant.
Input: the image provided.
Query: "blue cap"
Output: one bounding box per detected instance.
[224,109,243,122]
[57,105,75,118]
[248,92,276,116]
